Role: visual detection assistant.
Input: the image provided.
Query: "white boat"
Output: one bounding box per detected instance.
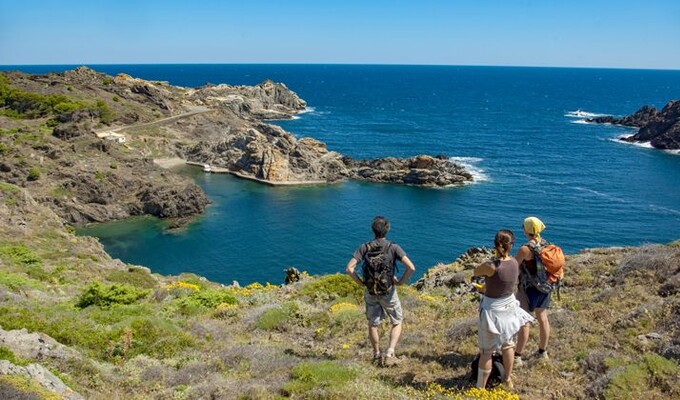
[202,164,211,172]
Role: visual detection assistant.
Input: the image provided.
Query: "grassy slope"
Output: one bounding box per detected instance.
[1,183,679,399]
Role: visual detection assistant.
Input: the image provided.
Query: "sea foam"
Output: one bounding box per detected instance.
[449,156,489,183]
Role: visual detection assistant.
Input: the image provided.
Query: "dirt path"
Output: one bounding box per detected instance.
[96,105,211,134]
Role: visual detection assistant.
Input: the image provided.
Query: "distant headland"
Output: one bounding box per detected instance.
[587,100,680,150]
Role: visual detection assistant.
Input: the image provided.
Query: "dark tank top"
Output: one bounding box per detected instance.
[485,258,519,298]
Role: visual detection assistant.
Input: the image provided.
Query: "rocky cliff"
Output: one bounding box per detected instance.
[588,100,680,150]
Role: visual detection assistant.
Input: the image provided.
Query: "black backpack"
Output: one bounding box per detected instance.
[361,241,395,296]
[468,353,505,388]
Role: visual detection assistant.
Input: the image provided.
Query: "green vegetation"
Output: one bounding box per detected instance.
[284,361,358,395]
[0,142,8,154]
[299,273,364,303]
[0,375,62,400]
[94,171,106,181]
[605,354,680,399]
[76,282,150,309]
[176,288,237,315]
[0,346,29,366]
[107,268,157,289]
[27,167,41,181]
[0,72,115,123]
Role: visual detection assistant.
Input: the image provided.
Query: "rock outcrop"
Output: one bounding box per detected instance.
[187,80,307,120]
[184,123,349,183]
[588,100,680,150]
[344,155,473,187]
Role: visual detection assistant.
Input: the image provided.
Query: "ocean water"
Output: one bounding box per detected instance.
[5,64,680,285]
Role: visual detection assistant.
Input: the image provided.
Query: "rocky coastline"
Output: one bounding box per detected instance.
[587,100,680,150]
[0,67,473,227]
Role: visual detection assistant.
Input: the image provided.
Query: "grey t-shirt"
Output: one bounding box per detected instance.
[352,238,407,269]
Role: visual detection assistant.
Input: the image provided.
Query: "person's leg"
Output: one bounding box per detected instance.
[365,291,384,356]
[515,287,531,357]
[476,352,493,388]
[515,324,530,355]
[387,323,402,354]
[535,307,550,353]
[501,345,515,387]
[369,324,381,354]
[382,287,403,356]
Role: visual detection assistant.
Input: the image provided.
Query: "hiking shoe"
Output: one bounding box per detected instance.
[513,355,524,368]
[372,352,382,366]
[383,349,400,367]
[535,351,549,361]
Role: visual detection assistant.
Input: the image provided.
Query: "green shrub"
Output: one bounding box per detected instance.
[255,301,310,331]
[0,304,112,357]
[121,317,194,358]
[256,306,292,331]
[102,77,113,85]
[107,268,157,289]
[94,171,106,181]
[27,167,41,181]
[605,354,680,399]
[77,282,150,309]
[300,274,364,303]
[176,288,237,314]
[110,162,118,169]
[112,95,120,102]
[0,346,29,366]
[0,142,7,154]
[284,361,358,395]
[0,244,43,268]
[0,272,41,291]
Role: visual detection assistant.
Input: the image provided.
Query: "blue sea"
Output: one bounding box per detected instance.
[5,64,680,285]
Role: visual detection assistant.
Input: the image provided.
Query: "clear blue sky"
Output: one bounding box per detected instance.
[1,0,679,69]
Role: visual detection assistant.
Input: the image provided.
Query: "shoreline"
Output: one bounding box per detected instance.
[155,158,333,186]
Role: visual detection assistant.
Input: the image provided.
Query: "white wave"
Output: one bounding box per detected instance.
[570,119,595,125]
[608,137,655,149]
[449,157,489,183]
[297,106,315,114]
[290,115,301,120]
[564,110,607,118]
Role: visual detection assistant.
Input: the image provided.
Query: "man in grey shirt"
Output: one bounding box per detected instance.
[345,216,416,365]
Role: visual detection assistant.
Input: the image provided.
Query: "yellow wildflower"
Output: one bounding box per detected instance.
[330,302,359,315]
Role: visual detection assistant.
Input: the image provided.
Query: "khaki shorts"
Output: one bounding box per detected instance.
[365,286,403,326]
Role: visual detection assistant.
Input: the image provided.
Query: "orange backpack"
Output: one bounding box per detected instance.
[535,243,565,283]
[523,240,565,298]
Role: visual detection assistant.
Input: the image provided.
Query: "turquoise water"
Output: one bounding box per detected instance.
[6,65,680,285]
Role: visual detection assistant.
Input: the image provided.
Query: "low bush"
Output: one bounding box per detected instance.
[284,360,358,395]
[175,288,237,315]
[299,274,364,303]
[107,268,157,289]
[605,354,680,399]
[0,272,41,291]
[27,167,41,181]
[77,282,150,309]
[0,346,29,366]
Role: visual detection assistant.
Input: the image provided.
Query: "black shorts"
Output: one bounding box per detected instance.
[517,285,551,312]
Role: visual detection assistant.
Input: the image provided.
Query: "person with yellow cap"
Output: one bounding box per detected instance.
[514,216,551,366]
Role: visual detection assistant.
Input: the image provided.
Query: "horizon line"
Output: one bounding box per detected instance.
[1,62,679,72]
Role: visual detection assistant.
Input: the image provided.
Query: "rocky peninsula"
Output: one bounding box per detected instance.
[0,67,472,226]
[587,100,680,150]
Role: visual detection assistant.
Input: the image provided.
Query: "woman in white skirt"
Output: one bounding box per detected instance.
[474,229,535,389]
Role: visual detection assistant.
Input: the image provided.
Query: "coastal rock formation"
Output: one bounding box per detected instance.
[186,80,307,120]
[344,155,473,186]
[184,123,349,183]
[588,100,680,150]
